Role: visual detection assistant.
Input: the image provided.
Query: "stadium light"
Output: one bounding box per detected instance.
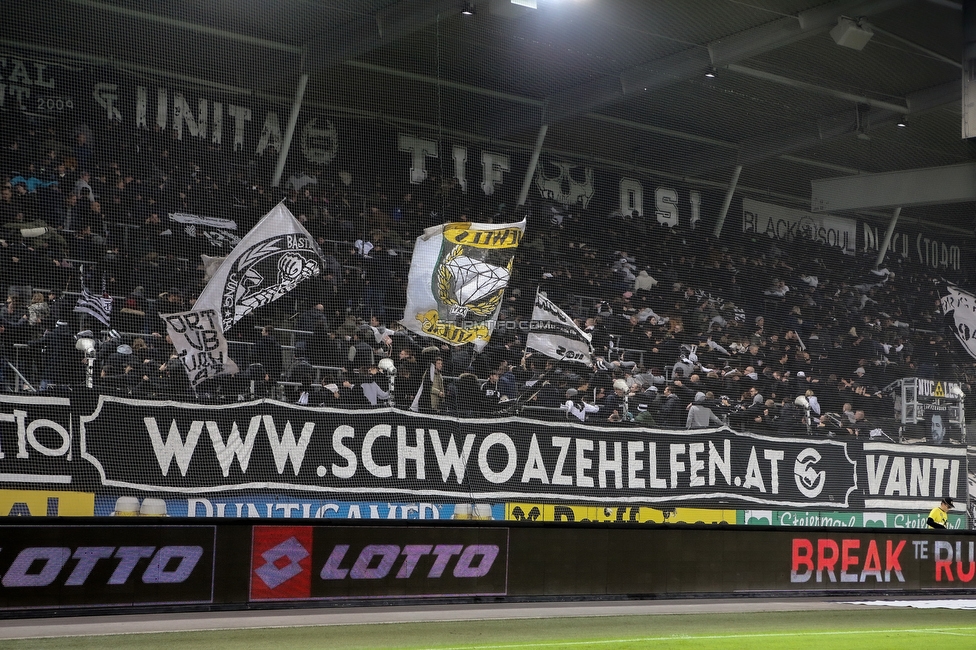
[830,17,874,51]
[461,2,476,15]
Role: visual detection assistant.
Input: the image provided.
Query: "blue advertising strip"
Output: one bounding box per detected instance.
[94,496,505,520]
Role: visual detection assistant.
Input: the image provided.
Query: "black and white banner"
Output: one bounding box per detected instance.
[742,198,856,255]
[163,308,238,386]
[525,289,592,364]
[0,395,967,511]
[74,397,862,508]
[193,203,326,331]
[941,285,976,361]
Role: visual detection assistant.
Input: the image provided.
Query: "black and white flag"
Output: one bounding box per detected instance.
[525,289,592,364]
[73,269,113,327]
[194,203,326,330]
[163,203,325,386]
[942,285,976,359]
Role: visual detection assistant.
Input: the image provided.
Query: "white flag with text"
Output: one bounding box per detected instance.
[525,289,592,364]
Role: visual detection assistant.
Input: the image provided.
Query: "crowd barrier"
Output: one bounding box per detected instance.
[1,519,975,616]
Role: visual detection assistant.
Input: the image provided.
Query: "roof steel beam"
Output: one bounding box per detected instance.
[725,64,910,114]
[543,0,912,125]
[737,80,959,166]
[306,0,488,73]
[65,0,303,53]
[811,163,976,211]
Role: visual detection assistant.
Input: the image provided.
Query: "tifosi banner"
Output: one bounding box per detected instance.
[402,220,525,350]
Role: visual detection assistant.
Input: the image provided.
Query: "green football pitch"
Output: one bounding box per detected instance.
[4,608,976,649]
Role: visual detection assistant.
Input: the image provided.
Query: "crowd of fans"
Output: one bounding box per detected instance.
[0,113,973,442]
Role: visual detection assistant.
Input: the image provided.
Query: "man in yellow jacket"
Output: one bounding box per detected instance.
[926,497,953,529]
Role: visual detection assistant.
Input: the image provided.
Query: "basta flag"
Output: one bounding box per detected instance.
[194,202,326,330]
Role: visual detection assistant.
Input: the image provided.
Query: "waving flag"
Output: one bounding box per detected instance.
[73,268,113,327]
[526,289,593,364]
[942,285,976,359]
[402,219,525,350]
[164,203,325,386]
[194,203,326,330]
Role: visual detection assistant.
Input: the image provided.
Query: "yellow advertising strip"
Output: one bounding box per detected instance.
[0,489,95,517]
[505,503,735,525]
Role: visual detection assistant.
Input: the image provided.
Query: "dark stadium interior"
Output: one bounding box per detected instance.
[1,0,976,628]
[0,0,970,442]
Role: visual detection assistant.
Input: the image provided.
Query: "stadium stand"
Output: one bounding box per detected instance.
[0,107,970,445]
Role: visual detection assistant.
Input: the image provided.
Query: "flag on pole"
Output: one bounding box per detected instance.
[164,203,325,386]
[73,268,113,327]
[194,203,326,330]
[401,219,525,351]
[942,284,976,359]
[525,289,593,364]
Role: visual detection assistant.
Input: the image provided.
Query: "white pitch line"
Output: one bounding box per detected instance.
[431,627,976,650]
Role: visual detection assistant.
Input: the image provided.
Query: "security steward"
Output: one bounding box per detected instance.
[926,497,953,529]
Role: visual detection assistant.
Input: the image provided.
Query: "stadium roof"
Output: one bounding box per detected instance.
[9,0,973,236]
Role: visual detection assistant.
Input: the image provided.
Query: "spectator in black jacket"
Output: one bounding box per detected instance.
[250,326,283,380]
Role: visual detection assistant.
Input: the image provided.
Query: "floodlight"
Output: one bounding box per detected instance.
[830,17,873,51]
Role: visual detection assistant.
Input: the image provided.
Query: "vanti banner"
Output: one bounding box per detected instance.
[401,220,525,350]
[742,198,856,255]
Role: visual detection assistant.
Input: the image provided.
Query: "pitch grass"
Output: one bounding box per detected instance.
[5,608,976,649]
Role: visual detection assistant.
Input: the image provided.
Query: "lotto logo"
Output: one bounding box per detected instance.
[250,526,313,600]
[249,526,510,601]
